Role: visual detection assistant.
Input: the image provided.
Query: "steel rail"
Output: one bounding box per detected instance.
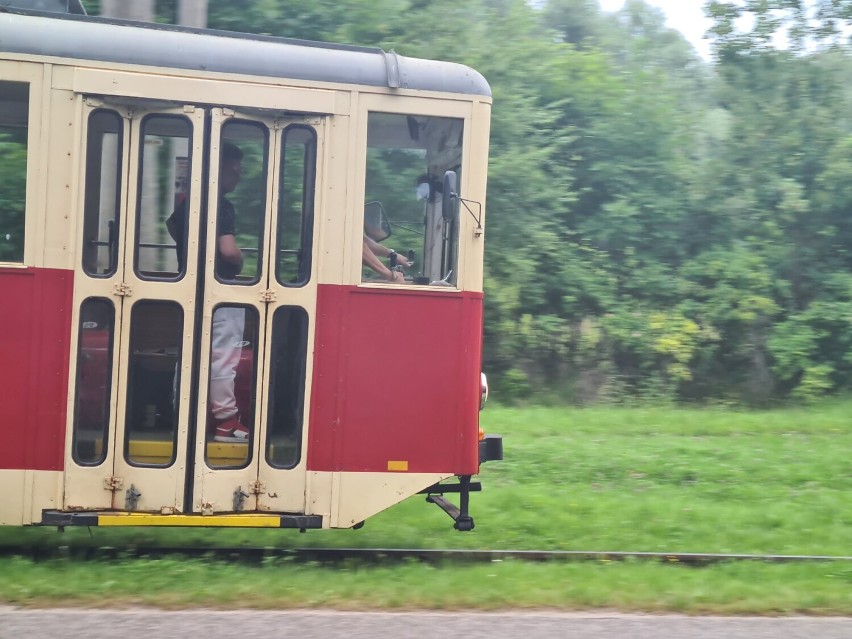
[1,546,851,565]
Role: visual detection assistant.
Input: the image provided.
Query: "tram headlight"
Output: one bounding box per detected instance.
[480,372,489,411]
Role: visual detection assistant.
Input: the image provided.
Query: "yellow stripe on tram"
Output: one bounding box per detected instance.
[97,513,283,527]
[123,439,252,466]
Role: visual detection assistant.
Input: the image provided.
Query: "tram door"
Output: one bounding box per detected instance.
[65,101,320,514]
[191,108,319,514]
[65,101,206,512]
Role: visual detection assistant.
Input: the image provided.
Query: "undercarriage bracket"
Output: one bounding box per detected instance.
[424,475,476,531]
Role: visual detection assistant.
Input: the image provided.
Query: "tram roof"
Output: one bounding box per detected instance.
[0,7,492,98]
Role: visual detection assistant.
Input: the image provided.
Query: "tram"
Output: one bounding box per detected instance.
[0,6,501,531]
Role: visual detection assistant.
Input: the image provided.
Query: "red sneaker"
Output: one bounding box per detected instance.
[213,416,249,443]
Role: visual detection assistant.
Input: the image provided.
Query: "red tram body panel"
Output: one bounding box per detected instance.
[308,285,483,476]
[0,266,73,472]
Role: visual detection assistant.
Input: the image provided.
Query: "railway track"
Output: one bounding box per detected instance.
[2,546,850,565]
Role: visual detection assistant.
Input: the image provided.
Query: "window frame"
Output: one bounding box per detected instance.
[212,118,271,287]
[122,299,185,469]
[275,124,318,288]
[81,108,125,278]
[354,95,472,290]
[71,296,116,467]
[0,62,42,267]
[133,112,195,282]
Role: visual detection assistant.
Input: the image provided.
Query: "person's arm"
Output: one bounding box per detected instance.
[363,235,412,268]
[166,214,179,242]
[362,239,402,282]
[218,233,243,273]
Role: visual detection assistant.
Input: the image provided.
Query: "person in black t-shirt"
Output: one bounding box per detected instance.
[167,143,244,281]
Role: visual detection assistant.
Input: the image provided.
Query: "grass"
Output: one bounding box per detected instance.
[1,556,851,614]
[1,401,851,612]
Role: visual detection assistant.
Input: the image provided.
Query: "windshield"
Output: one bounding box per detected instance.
[363,112,463,286]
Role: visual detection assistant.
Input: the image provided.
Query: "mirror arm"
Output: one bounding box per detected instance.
[452,194,483,237]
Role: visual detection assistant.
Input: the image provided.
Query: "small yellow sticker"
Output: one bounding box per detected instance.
[387,460,409,472]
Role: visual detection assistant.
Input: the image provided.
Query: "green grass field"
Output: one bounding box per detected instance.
[2,402,851,612]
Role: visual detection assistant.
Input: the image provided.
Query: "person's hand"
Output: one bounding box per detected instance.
[388,249,411,269]
[388,270,405,283]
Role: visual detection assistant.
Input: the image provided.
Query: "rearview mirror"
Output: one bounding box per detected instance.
[364,201,391,242]
[442,171,458,221]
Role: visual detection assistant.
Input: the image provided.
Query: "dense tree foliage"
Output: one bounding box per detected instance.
[81,0,852,404]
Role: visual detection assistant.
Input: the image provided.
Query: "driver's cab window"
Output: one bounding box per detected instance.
[363,113,463,286]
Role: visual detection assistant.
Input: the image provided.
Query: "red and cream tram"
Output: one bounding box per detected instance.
[0,6,500,531]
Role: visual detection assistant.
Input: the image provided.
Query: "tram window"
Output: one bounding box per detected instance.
[276,126,316,286]
[0,81,28,263]
[82,110,123,277]
[265,306,308,469]
[205,304,259,469]
[124,301,183,468]
[136,115,192,280]
[216,121,268,285]
[363,113,463,286]
[71,298,115,466]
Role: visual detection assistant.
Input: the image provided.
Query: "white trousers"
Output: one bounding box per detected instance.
[209,306,245,421]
